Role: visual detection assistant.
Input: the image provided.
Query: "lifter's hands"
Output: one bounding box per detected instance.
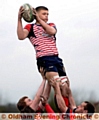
[49,79,59,89]
[40,95,47,106]
[66,76,70,88]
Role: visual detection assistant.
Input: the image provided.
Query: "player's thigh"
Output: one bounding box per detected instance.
[45,71,59,81]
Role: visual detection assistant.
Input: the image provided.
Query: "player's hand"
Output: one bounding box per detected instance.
[18,6,24,20]
[49,79,59,88]
[40,95,47,106]
[66,76,70,88]
[32,8,41,21]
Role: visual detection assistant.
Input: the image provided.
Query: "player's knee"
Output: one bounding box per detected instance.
[45,72,59,81]
[60,76,67,86]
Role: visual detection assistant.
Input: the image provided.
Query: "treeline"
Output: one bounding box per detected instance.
[0,103,18,113]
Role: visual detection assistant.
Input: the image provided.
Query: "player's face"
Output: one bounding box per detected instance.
[37,10,49,22]
[24,98,33,106]
[75,102,87,113]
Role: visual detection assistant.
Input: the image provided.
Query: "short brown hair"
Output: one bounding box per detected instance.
[17,96,28,112]
[35,6,48,12]
[84,101,95,114]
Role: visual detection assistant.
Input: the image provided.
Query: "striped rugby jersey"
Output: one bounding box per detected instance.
[24,23,59,58]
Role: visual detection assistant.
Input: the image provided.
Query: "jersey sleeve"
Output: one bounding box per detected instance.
[48,23,57,30]
[62,96,69,107]
[24,24,31,32]
[45,103,54,113]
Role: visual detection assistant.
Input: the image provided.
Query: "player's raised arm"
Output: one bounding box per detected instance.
[30,67,46,111]
[17,6,29,40]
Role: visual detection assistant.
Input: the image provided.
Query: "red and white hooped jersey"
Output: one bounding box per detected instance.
[24,23,59,58]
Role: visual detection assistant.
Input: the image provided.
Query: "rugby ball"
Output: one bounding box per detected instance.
[22,3,34,22]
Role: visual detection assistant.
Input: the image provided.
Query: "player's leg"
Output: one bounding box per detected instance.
[54,56,70,109]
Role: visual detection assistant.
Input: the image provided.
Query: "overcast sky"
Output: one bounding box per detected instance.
[0,0,99,104]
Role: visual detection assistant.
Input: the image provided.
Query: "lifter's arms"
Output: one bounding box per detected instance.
[17,6,29,40]
[30,78,46,111]
[41,80,51,100]
[38,81,53,113]
[50,79,68,112]
[33,8,56,35]
[38,69,51,110]
[68,88,77,110]
[30,67,46,111]
[66,77,77,110]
